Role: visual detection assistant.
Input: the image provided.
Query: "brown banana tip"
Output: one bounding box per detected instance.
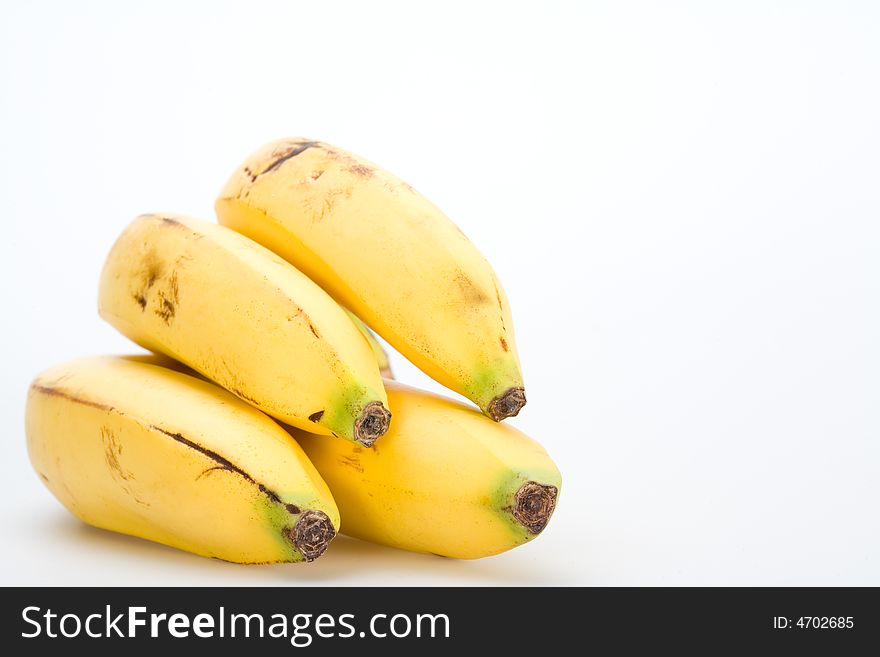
[487,387,527,421]
[354,402,391,447]
[286,510,336,562]
[511,481,558,535]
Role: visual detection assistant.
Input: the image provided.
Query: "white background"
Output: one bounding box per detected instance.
[1,1,878,586]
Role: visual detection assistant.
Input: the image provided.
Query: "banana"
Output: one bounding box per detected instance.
[25,356,339,563]
[216,139,525,421]
[290,381,560,559]
[98,213,390,445]
[345,309,393,379]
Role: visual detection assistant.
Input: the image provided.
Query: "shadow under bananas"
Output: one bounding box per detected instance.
[261,535,562,585]
[48,512,560,585]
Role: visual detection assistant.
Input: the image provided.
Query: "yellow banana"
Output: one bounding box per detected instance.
[345,309,393,379]
[216,139,525,421]
[26,356,339,563]
[290,381,560,559]
[98,213,390,445]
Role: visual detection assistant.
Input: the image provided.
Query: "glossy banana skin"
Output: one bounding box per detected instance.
[216,139,525,421]
[26,356,340,563]
[98,213,390,445]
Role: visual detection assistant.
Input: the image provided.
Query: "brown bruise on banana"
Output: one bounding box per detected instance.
[346,163,374,178]
[354,402,392,447]
[260,141,321,177]
[158,215,185,228]
[31,385,143,508]
[223,141,382,232]
[510,481,558,535]
[131,251,163,310]
[454,270,490,305]
[304,186,352,222]
[102,427,132,481]
[486,387,526,421]
[130,244,180,326]
[243,138,376,192]
[337,454,364,473]
[102,426,150,507]
[154,270,179,324]
[287,306,321,339]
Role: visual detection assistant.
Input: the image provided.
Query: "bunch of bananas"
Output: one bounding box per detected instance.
[26,139,561,563]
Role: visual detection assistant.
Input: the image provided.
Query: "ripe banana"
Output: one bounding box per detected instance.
[345,309,393,379]
[26,356,339,563]
[290,381,560,559]
[216,139,525,421]
[98,213,390,445]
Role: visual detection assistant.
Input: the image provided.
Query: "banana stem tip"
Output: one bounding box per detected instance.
[354,402,392,447]
[287,510,337,562]
[512,481,558,535]
[487,387,526,421]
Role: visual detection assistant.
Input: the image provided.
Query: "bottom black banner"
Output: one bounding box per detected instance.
[3,587,876,653]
